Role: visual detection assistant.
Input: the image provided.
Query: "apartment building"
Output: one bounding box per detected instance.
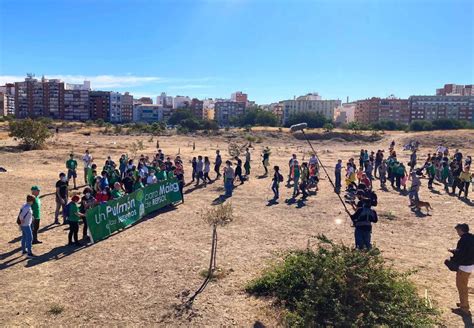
[156,92,173,108]
[215,101,246,126]
[231,91,248,103]
[133,104,164,123]
[436,84,474,96]
[409,96,474,122]
[281,98,341,124]
[89,91,110,120]
[0,83,15,116]
[121,92,134,122]
[109,92,122,123]
[190,98,204,119]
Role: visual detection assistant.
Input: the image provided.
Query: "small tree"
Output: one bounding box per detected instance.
[9,119,52,150]
[186,203,235,305]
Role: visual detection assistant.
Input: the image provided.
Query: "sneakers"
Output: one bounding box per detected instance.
[32,240,42,244]
[27,253,35,258]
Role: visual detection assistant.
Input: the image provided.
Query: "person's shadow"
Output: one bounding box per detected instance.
[266,199,278,206]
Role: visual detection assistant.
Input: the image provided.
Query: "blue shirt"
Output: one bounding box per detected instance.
[100,177,109,190]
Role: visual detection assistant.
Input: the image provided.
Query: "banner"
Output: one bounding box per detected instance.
[86,178,182,243]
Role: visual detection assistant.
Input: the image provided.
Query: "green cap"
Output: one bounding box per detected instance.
[31,185,41,191]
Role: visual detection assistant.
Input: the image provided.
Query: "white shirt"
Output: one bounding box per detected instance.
[204,162,210,173]
[19,204,33,226]
[82,153,92,168]
[146,175,157,184]
[309,156,318,165]
[459,265,474,273]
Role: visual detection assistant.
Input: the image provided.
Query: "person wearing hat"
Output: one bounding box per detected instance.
[18,195,36,258]
[68,195,84,246]
[66,153,78,189]
[449,224,474,316]
[31,186,42,244]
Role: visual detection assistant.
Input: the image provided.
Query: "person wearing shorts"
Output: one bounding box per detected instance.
[66,153,78,189]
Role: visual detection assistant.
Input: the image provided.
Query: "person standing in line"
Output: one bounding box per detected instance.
[82,150,93,184]
[335,159,342,193]
[378,160,387,189]
[19,195,36,258]
[66,153,78,189]
[195,155,204,186]
[119,154,128,178]
[287,154,297,184]
[458,166,472,199]
[374,150,384,179]
[214,150,222,179]
[223,160,235,197]
[55,172,69,225]
[203,157,212,184]
[448,224,474,316]
[244,148,251,176]
[67,195,84,246]
[31,186,42,244]
[272,166,282,201]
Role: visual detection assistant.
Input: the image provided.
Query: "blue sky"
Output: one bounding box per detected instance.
[0,0,472,104]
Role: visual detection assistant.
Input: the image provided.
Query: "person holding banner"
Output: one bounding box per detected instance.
[67,195,84,246]
[80,188,96,241]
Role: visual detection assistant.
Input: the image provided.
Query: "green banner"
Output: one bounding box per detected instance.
[86,178,182,243]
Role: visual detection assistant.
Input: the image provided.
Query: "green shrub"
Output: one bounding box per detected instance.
[246,235,437,327]
[285,112,331,129]
[9,119,52,150]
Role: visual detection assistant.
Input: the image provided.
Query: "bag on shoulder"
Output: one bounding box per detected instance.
[444,258,459,272]
[278,173,284,182]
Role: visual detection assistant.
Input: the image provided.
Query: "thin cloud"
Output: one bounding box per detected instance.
[168,84,212,90]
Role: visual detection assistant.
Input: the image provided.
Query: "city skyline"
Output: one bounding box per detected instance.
[1,0,473,103]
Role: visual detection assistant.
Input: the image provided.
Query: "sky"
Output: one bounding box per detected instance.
[0,0,473,104]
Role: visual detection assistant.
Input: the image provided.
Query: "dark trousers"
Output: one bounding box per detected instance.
[82,217,88,239]
[459,182,470,198]
[355,228,372,250]
[428,174,434,188]
[335,172,341,190]
[374,162,380,178]
[395,175,401,189]
[452,177,460,194]
[300,181,308,198]
[214,164,221,177]
[272,181,279,199]
[68,221,79,244]
[204,172,212,183]
[32,218,40,242]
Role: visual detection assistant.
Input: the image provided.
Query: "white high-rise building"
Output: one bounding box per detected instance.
[156,92,173,107]
[109,92,122,123]
[173,95,191,109]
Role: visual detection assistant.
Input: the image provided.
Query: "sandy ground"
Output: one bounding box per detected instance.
[0,126,473,327]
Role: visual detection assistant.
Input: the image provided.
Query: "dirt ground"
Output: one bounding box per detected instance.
[0,126,473,327]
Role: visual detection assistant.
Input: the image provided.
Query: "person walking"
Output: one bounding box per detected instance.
[374,150,384,179]
[55,172,69,224]
[409,150,417,172]
[448,224,474,316]
[191,157,197,183]
[292,160,301,198]
[67,195,84,246]
[31,186,42,244]
[408,171,421,206]
[82,150,93,184]
[203,157,212,184]
[214,150,222,179]
[287,154,297,184]
[335,159,342,193]
[244,148,251,176]
[350,202,378,250]
[262,147,270,175]
[458,166,472,199]
[66,153,78,189]
[272,166,282,201]
[223,161,235,197]
[195,156,204,186]
[234,157,244,185]
[378,160,387,188]
[18,195,36,258]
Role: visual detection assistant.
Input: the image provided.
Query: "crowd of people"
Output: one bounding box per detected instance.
[15,138,474,316]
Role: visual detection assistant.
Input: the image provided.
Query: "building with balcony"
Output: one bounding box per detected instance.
[215,101,246,126]
[0,83,15,116]
[190,98,204,118]
[281,98,341,124]
[133,104,165,123]
[409,96,474,122]
[121,92,134,122]
[89,91,110,120]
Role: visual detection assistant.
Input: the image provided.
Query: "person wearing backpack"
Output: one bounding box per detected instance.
[351,202,378,250]
[18,195,36,258]
[272,166,283,201]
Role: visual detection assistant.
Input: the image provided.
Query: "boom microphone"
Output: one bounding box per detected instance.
[290,122,308,132]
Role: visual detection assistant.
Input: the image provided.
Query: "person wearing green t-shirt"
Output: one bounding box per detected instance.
[68,195,84,246]
[31,186,42,244]
[111,182,124,199]
[66,153,78,189]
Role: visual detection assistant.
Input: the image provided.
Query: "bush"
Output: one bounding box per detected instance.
[95,118,105,127]
[409,120,433,131]
[285,112,331,129]
[9,119,52,150]
[323,122,334,132]
[246,235,437,327]
[371,120,407,131]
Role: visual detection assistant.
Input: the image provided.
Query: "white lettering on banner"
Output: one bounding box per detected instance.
[106,199,136,217]
[159,182,179,195]
[94,212,107,225]
[144,182,179,202]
